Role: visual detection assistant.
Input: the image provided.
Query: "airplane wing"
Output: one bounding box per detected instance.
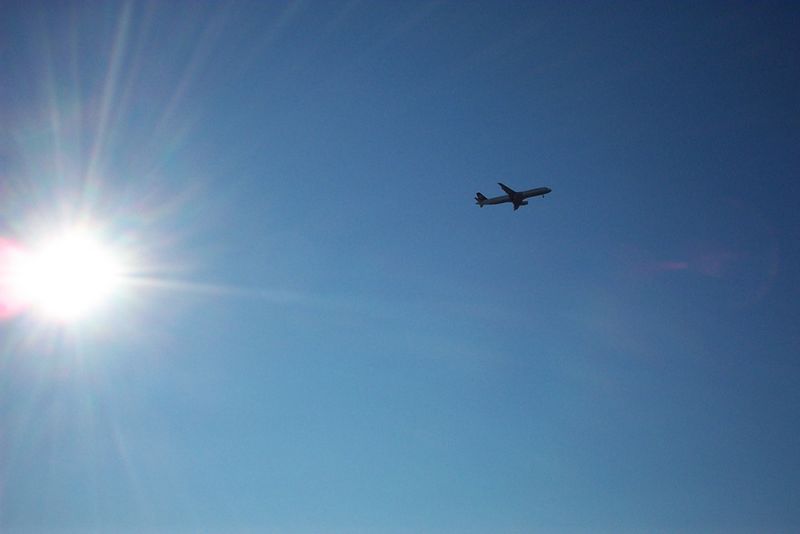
[498,182,517,196]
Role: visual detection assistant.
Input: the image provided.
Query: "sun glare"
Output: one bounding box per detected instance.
[12,229,124,321]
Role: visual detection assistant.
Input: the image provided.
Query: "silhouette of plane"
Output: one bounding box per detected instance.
[475,183,551,210]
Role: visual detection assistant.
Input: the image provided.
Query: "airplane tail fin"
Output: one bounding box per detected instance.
[475,192,487,207]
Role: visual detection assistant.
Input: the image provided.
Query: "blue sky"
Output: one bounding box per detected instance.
[1,1,799,532]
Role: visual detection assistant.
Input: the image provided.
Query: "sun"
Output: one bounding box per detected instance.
[11,228,125,321]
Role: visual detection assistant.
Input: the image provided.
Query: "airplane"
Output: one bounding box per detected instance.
[475,183,552,210]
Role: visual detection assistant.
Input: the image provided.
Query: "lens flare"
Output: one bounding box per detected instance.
[0,238,31,319]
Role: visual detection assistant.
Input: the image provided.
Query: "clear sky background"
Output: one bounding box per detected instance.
[1,1,799,533]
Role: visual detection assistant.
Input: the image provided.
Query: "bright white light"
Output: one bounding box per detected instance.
[12,229,124,321]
